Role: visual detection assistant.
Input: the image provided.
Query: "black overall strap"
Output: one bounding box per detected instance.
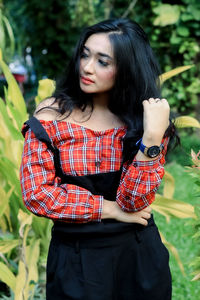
[24,117,62,177]
[25,117,54,152]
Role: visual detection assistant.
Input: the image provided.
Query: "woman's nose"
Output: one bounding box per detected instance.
[83,58,94,74]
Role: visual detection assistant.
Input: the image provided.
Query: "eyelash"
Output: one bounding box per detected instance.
[81,52,109,67]
[81,52,89,59]
[98,60,109,67]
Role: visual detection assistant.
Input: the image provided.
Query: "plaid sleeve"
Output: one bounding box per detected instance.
[116,137,169,212]
[20,127,103,223]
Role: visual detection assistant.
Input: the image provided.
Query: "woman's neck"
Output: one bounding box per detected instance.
[92,92,109,110]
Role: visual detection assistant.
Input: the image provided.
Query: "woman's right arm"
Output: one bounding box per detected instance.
[20,126,104,223]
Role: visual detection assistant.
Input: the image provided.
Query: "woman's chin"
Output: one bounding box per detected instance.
[80,85,96,94]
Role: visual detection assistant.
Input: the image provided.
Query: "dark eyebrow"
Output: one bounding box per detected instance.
[83,45,113,60]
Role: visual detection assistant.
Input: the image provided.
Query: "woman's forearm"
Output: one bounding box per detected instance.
[102,199,152,226]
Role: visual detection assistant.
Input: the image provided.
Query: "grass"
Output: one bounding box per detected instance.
[155,161,200,300]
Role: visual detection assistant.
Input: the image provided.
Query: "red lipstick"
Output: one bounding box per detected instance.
[81,76,94,85]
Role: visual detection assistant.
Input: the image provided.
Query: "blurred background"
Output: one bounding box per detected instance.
[0,0,200,299]
[1,0,200,117]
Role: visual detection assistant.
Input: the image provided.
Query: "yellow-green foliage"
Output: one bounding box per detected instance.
[35,78,55,106]
[0,210,40,300]
[0,48,28,231]
[0,7,15,63]
[188,151,200,281]
[0,51,52,298]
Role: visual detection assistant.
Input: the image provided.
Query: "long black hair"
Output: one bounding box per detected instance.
[46,18,177,161]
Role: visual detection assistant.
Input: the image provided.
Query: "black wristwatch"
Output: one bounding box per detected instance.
[136,139,162,158]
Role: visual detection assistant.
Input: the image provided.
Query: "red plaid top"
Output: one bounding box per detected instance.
[20,120,169,223]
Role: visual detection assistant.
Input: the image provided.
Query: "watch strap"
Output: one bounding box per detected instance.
[136,138,162,157]
[138,140,146,154]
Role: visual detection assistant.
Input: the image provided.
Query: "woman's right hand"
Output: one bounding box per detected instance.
[102,200,152,226]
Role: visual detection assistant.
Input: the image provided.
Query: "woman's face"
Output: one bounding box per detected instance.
[79,33,116,94]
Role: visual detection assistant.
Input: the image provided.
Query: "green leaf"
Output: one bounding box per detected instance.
[181,13,193,22]
[6,100,25,131]
[0,239,20,254]
[18,209,32,238]
[170,33,181,45]
[0,158,22,198]
[152,194,196,220]
[0,187,12,232]
[0,98,22,140]
[188,4,200,21]
[14,260,27,299]
[25,239,40,284]
[153,4,181,26]
[163,171,175,199]
[0,261,16,291]
[35,79,55,106]
[0,186,13,219]
[192,272,200,281]
[177,26,190,37]
[0,49,28,122]
[2,15,15,59]
[174,116,200,129]
[32,216,52,252]
[0,11,6,53]
[160,65,194,84]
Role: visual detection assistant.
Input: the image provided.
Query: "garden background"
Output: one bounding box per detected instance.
[0,0,200,299]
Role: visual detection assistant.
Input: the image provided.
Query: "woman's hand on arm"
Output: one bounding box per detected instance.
[136,98,170,161]
[102,199,152,226]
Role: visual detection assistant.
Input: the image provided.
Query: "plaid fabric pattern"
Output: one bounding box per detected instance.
[116,136,169,212]
[20,120,169,222]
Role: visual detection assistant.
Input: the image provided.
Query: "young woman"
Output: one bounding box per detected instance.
[20,18,173,300]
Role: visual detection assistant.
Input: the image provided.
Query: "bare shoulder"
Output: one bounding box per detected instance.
[34,97,60,121]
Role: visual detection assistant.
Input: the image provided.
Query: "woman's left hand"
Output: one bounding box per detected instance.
[142,98,170,145]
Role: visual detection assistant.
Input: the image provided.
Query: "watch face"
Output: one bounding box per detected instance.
[147,146,160,158]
